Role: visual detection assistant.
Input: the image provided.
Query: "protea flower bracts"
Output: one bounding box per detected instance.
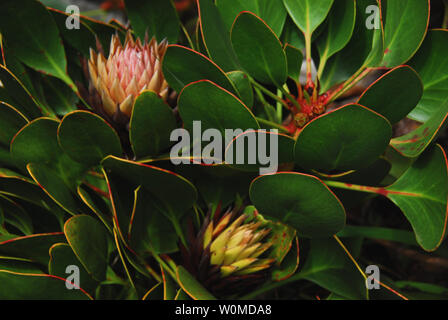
[87,32,169,120]
[180,206,276,297]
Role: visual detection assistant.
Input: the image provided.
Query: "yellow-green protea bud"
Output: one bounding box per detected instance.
[181,206,275,297]
[88,32,169,118]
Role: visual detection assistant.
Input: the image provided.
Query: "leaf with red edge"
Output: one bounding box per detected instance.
[315,0,356,77]
[249,172,346,238]
[102,156,197,244]
[283,0,334,37]
[0,102,28,148]
[48,243,99,294]
[128,187,179,255]
[11,118,61,168]
[58,111,123,166]
[391,100,448,157]
[48,8,97,57]
[231,11,287,86]
[27,163,91,216]
[162,45,236,94]
[408,29,448,122]
[0,65,42,119]
[178,80,259,137]
[101,168,135,244]
[380,0,429,68]
[298,237,368,300]
[385,144,448,251]
[357,65,423,125]
[224,129,294,174]
[326,144,448,252]
[319,0,383,91]
[64,215,109,281]
[0,173,59,209]
[176,265,217,300]
[294,104,392,172]
[227,71,254,108]
[0,232,65,265]
[0,270,91,300]
[161,266,177,300]
[0,0,74,86]
[129,91,177,158]
[142,282,163,300]
[197,0,240,71]
[217,0,287,36]
[271,237,299,282]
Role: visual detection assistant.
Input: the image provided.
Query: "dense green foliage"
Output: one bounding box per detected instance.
[0,0,447,300]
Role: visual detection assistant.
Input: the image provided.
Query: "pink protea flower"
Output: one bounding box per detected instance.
[88,32,169,118]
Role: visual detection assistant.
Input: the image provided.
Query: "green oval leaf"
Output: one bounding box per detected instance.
[231,11,287,86]
[11,118,61,166]
[385,144,448,251]
[357,65,423,124]
[162,45,235,94]
[283,0,334,36]
[316,0,356,77]
[197,0,240,71]
[249,172,346,237]
[129,91,176,158]
[11,118,88,194]
[319,0,383,92]
[58,111,123,166]
[0,0,73,86]
[64,215,109,281]
[294,104,392,172]
[408,30,448,122]
[381,0,429,68]
[178,80,259,135]
[48,243,99,294]
[0,270,91,299]
[217,0,287,36]
[391,101,448,158]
